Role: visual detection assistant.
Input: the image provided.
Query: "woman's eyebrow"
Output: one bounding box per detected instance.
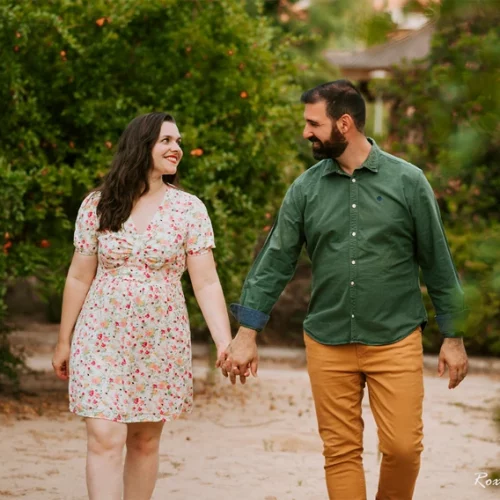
[160,134,182,140]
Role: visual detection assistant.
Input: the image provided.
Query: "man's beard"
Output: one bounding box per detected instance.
[309,126,348,160]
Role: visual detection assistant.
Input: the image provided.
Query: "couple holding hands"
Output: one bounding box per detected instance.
[52,80,468,500]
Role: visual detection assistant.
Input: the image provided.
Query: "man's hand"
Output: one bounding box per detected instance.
[217,327,258,385]
[438,337,469,389]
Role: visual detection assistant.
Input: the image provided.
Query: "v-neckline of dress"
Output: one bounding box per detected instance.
[128,187,171,236]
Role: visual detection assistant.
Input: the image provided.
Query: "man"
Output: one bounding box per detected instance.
[221,80,469,500]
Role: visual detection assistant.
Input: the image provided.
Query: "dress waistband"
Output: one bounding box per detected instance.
[95,268,180,285]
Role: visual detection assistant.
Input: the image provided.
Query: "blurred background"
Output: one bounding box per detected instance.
[1,0,499,387]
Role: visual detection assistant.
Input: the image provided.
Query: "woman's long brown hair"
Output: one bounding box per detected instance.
[96,112,177,232]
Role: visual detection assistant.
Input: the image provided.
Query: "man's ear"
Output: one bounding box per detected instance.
[338,114,354,134]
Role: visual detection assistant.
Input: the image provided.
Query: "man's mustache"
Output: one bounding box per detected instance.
[308,137,321,144]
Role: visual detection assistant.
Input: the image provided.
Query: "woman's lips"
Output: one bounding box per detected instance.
[165,155,178,164]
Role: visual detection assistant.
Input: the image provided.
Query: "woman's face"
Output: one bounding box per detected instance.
[151,121,183,177]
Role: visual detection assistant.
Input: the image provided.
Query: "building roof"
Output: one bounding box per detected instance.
[324,21,435,73]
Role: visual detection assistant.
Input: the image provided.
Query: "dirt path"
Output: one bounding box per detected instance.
[1,321,500,499]
[1,357,499,500]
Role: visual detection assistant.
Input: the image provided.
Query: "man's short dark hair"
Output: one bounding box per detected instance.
[300,80,366,132]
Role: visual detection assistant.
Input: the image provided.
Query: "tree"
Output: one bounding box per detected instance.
[376,0,500,354]
[0,0,305,382]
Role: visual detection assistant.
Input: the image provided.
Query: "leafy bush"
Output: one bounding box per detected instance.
[376,0,500,353]
[0,0,304,366]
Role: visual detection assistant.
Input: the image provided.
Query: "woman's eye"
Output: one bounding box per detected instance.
[162,138,170,143]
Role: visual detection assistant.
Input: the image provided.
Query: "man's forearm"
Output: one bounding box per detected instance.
[237,326,257,339]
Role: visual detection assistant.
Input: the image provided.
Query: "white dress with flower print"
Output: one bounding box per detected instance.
[69,187,215,423]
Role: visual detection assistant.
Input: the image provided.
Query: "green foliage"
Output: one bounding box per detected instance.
[258,0,394,50]
[0,0,304,342]
[360,11,397,47]
[248,0,341,89]
[376,0,500,353]
[403,0,441,17]
[0,331,25,388]
[0,161,31,381]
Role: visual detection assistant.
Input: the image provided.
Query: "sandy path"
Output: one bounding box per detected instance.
[1,358,499,500]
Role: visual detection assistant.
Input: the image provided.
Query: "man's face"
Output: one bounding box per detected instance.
[302,101,348,160]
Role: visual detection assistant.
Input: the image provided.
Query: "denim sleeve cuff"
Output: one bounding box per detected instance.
[229,304,270,332]
[436,310,468,337]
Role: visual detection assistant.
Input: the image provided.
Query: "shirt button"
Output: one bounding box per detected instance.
[352,204,357,208]
[352,260,356,265]
[352,178,356,183]
[350,281,355,286]
[351,314,355,318]
[352,232,356,237]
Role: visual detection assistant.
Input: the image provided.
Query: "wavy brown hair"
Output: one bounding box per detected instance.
[96,112,177,232]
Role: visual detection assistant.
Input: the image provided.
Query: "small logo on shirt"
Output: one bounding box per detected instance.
[377,196,383,202]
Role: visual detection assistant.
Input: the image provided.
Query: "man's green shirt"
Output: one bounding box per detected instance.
[230,139,467,345]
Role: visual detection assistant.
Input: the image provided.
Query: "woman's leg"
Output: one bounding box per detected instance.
[85,418,127,500]
[124,421,165,500]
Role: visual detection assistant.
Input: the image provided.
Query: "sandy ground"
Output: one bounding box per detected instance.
[1,324,500,500]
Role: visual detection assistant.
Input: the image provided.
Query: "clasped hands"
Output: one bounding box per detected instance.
[216,327,259,385]
[216,329,469,389]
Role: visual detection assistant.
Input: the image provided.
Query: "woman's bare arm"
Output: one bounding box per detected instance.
[52,252,97,380]
[187,250,232,352]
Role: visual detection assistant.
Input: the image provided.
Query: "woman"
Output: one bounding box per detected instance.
[52,112,234,500]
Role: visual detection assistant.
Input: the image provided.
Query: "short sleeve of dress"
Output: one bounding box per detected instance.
[74,191,100,256]
[185,197,216,256]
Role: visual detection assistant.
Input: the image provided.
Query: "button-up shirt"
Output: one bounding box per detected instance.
[230,139,467,345]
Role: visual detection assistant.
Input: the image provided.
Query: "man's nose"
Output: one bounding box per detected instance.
[303,125,312,140]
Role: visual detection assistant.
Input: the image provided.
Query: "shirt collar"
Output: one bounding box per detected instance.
[322,137,380,176]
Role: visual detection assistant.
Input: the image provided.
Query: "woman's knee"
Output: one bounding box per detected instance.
[86,419,127,456]
[126,426,163,456]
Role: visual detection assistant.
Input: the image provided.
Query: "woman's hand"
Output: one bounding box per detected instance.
[52,342,71,380]
[216,341,250,384]
[216,343,229,365]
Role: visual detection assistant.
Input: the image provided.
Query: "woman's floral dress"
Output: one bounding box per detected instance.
[68,186,215,422]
